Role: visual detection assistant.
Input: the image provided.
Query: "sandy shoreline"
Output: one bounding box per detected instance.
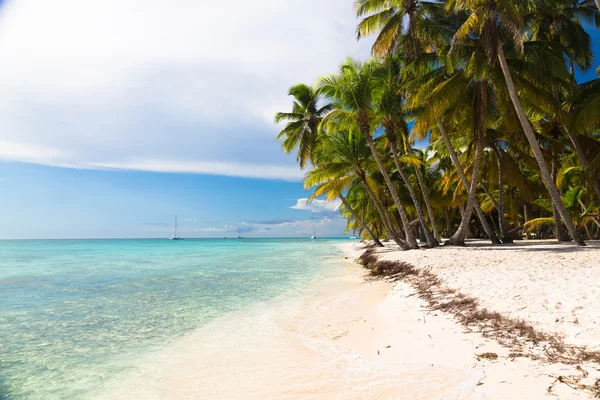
[97,240,600,399]
[357,239,600,399]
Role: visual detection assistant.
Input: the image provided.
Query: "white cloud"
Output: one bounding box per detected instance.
[89,159,305,180]
[0,0,373,179]
[290,198,342,213]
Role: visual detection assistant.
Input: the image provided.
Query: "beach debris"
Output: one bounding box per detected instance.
[549,375,600,398]
[476,352,498,361]
[385,345,391,348]
[357,249,600,368]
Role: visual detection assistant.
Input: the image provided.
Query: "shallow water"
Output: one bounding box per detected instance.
[0,238,347,399]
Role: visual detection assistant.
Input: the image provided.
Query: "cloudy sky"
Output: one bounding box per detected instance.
[0,1,597,239]
[0,0,374,238]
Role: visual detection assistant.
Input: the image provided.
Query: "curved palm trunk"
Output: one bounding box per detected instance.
[389,144,439,247]
[360,176,408,250]
[497,45,585,246]
[363,133,420,249]
[524,203,532,239]
[339,194,383,247]
[596,0,600,12]
[578,198,600,230]
[550,159,570,241]
[449,128,484,245]
[436,118,501,244]
[480,182,508,237]
[407,143,441,241]
[489,143,518,242]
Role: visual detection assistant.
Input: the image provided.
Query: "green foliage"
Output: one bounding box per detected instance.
[274,0,600,244]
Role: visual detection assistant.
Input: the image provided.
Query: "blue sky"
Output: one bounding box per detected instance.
[0,1,598,239]
[0,0,376,238]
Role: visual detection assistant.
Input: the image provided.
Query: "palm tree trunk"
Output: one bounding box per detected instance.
[496,44,585,246]
[595,0,600,12]
[360,176,407,250]
[363,133,419,249]
[550,159,570,241]
[578,198,600,230]
[407,143,441,241]
[436,118,501,244]
[489,143,517,242]
[524,203,532,239]
[449,126,484,245]
[339,194,383,247]
[389,143,439,247]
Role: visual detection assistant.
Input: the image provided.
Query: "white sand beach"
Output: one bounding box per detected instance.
[375,240,600,351]
[98,240,600,399]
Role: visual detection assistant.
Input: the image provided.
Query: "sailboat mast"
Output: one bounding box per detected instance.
[175,214,177,236]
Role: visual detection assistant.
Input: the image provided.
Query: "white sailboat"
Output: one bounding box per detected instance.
[237,228,242,239]
[311,224,317,240]
[170,214,183,240]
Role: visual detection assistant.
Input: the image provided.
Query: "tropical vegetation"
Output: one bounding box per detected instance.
[276,0,600,248]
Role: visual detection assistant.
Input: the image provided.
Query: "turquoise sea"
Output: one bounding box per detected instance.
[0,238,348,400]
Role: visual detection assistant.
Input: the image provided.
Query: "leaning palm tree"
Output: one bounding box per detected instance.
[318,58,420,249]
[447,0,586,245]
[308,129,408,249]
[303,157,384,247]
[374,58,439,246]
[275,84,332,169]
[405,27,503,245]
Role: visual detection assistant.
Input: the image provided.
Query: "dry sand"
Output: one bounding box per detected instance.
[375,240,600,351]
[96,240,600,399]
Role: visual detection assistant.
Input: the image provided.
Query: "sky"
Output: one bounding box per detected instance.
[0,1,598,239]
[0,0,376,239]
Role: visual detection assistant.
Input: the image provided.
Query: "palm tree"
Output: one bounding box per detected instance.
[448,0,586,246]
[567,78,600,200]
[275,84,332,169]
[355,0,441,60]
[375,58,439,246]
[309,129,408,249]
[319,58,420,249]
[304,135,384,247]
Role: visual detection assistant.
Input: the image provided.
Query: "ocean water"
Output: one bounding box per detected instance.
[0,238,347,400]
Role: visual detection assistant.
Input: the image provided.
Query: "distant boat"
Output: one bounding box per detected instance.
[349,230,358,239]
[311,225,317,240]
[237,228,242,239]
[170,214,183,240]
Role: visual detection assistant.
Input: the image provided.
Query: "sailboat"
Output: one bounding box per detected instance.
[170,214,183,240]
[349,230,358,239]
[237,228,242,239]
[311,224,317,240]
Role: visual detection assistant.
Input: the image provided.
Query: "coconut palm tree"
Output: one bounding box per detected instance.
[319,58,420,249]
[309,128,408,249]
[355,0,442,60]
[374,58,439,246]
[448,0,586,245]
[304,138,384,247]
[275,84,332,169]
